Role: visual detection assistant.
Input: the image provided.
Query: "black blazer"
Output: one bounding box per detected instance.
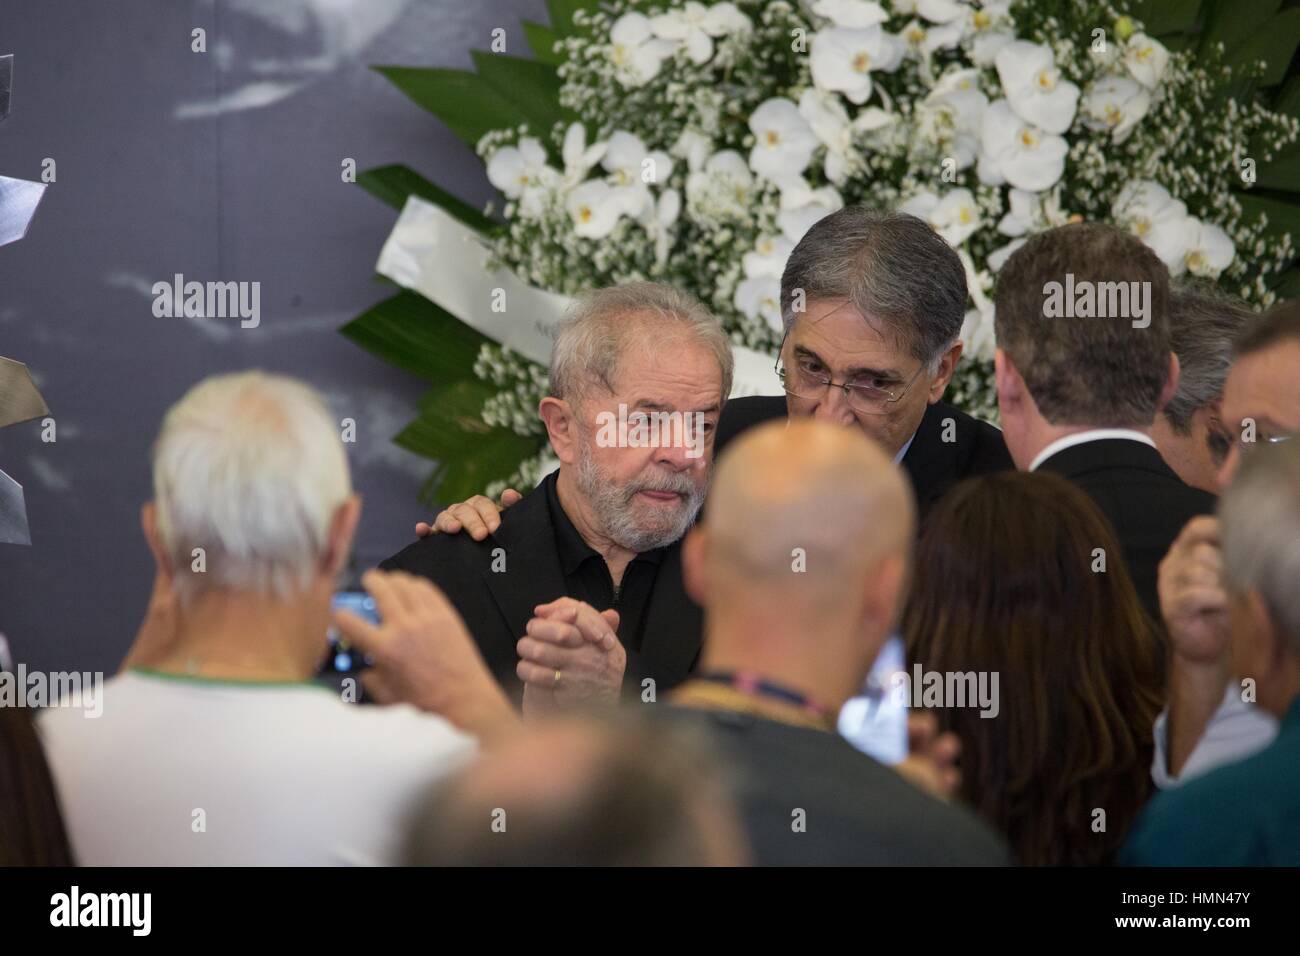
[380,479,703,703]
[1035,438,1216,623]
[715,396,1014,520]
[659,707,1010,865]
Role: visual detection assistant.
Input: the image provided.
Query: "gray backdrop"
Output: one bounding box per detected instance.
[0,0,546,675]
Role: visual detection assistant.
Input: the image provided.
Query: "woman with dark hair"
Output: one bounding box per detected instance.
[0,705,74,865]
[901,471,1164,866]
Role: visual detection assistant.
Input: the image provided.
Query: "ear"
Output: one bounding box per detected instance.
[1156,352,1181,417]
[682,526,709,607]
[539,396,580,466]
[993,348,1021,408]
[141,501,173,579]
[926,340,964,404]
[321,494,362,577]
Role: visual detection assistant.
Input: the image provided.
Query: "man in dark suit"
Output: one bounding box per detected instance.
[992,223,1215,622]
[663,418,1008,864]
[715,394,1010,521]
[383,282,727,707]
[716,207,1013,521]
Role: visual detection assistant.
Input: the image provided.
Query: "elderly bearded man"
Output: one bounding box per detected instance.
[381,282,729,709]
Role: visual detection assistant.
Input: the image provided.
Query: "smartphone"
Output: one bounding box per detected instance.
[837,635,909,765]
[322,590,379,675]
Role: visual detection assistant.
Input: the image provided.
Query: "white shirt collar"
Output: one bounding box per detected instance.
[893,431,916,465]
[1028,428,1157,472]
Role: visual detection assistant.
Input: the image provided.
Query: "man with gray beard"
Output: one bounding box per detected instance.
[381,282,729,710]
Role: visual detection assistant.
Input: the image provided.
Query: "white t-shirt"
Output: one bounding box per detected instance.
[39,669,477,866]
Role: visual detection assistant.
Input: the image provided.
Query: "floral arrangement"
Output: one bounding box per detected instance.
[344,0,1300,504]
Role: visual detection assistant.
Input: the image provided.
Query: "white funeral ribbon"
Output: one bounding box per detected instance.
[375,195,783,398]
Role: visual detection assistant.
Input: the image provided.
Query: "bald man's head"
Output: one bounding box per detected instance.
[682,419,914,702]
[706,418,912,593]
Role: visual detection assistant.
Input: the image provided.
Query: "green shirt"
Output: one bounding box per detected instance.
[1121,696,1300,866]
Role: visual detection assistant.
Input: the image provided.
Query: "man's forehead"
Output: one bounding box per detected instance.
[790,302,913,369]
[605,342,723,406]
[1223,346,1300,428]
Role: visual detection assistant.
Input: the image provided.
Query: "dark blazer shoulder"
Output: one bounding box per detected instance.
[904,401,1013,518]
[715,394,787,457]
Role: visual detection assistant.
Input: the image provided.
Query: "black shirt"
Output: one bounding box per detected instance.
[380,470,705,701]
[544,473,665,658]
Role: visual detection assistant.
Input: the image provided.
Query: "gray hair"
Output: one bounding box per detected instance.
[1220,441,1300,651]
[1164,279,1255,434]
[779,207,967,366]
[549,281,733,404]
[152,371,351,606]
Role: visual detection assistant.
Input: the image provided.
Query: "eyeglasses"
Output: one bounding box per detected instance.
[1239,433,1294,454]
[774,344,926,416]
[1211,417,1295,457]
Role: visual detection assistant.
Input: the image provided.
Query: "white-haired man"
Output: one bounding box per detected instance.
[382,282,731,710]
[39,371,514,865]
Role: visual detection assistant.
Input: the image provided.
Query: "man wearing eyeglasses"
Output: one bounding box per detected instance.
[422,207,1011,535]
[717,207,1013,519]
[1156,297,1300,790]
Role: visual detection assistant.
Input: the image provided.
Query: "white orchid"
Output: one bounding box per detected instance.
[650,1,751,65]
[987,237,1026,272]
[685,149,755,220]
[811,0,888,29]
[916,69,988,169]
[775,177,844,242]
[1080,74,1151,143]
[1182,220,1235,278]
[1123,32,1169,89]
[997,188,1038,236]
[609,12,677,87]
[1111,180,1194,268]
[798,89,892,184]
[639,188,682,269]
[917,0,968,22]
[898,17,962,66]
[601,131,673,217]
[486,137,559,218]
[957,248,997,361]
[671,128,713,172]
[734,276,785,334]
[603,132,674,188]
[898,188,982,246]
[742,234,795,279]
[810,26,899,104]
[562,123,608,187]
[960,306,997,361]
[967,0,1015,66]
[748,97,819,180]
[995,40,1079,134]
[980,99,1068,191]
[566,180,639,239]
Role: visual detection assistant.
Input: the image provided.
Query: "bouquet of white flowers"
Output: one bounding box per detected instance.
[345,0,1300,504]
